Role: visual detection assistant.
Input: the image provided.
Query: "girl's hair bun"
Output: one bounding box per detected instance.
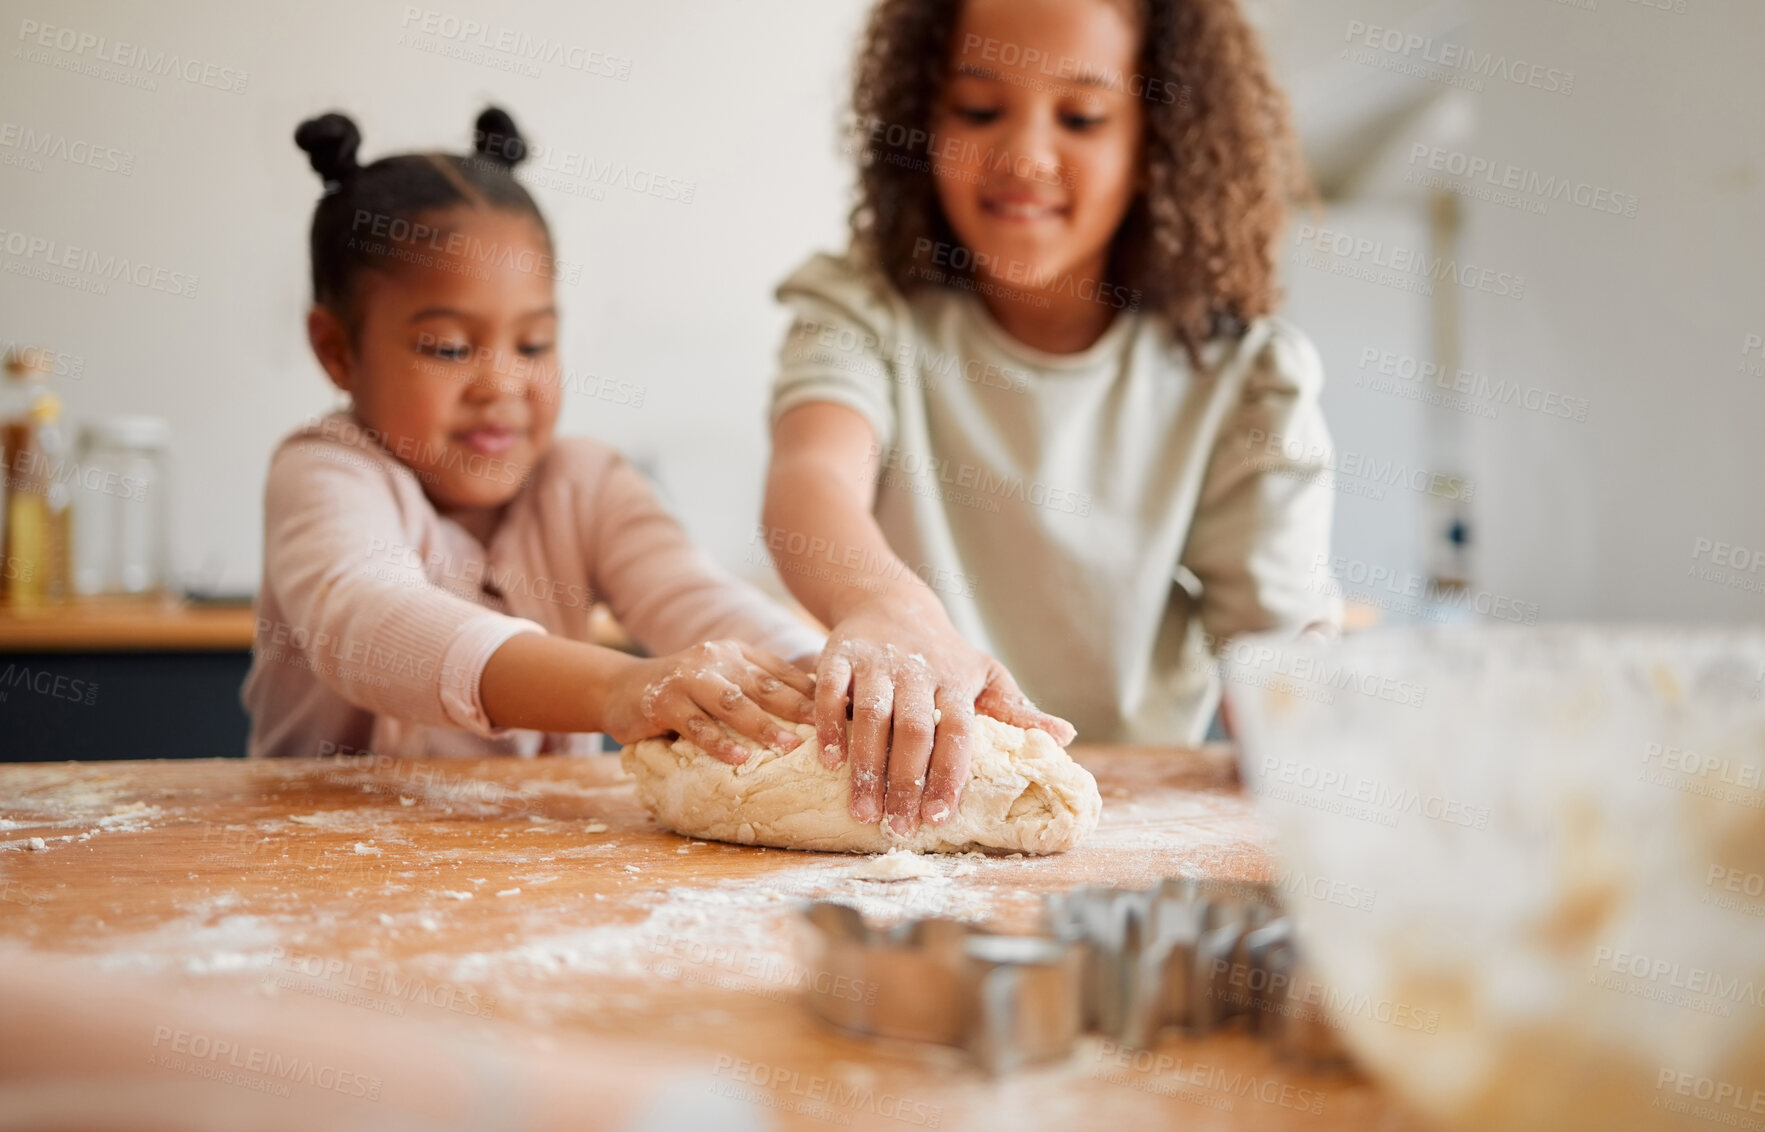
[474,106,527,168]
[294,113,361,189]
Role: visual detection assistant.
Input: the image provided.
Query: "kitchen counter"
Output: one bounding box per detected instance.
[0,746,1433,1131]
[0,600,639,761]
[0,596,257,652]
[0,598,640,654]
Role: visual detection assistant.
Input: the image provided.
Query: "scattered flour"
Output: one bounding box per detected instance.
[435,861,1002,996]
[287,810,380,829]
[0,783,164,839]
[93,912,285,976]
[847,849,945,882]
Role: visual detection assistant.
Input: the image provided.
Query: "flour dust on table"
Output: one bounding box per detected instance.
[621,714,1101,853]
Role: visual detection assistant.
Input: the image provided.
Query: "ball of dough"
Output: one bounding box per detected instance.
[620,714,1100,854]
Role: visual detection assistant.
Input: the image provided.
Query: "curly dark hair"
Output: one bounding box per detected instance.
[847,0,1308,362]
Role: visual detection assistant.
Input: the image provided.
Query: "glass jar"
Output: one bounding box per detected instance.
[74,416,171,597]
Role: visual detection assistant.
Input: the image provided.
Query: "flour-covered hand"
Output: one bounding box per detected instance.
[605,640,815,765]
[813,598,1075,837]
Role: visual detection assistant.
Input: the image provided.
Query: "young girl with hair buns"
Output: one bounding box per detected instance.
[245,107,822,760]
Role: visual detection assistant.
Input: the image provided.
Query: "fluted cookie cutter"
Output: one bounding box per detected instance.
[800,877,1351,1073]
[1045,877,1350,1067]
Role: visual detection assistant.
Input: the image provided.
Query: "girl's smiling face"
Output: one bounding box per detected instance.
[309,208,562,523]
[929,0,1144,299]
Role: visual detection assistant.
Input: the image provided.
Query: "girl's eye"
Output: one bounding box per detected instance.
[518,342,555,358]
[422,342,472,362]
[1060,112,1107,132]
[952,105,1001,126]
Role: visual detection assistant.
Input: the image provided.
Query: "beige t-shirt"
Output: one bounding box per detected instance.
[770,251,1339,744]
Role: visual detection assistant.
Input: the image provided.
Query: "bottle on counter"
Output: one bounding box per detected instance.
[1,347,74,607]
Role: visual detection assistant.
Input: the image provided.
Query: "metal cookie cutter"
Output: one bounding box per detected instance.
[1045,877,1350,1067]
[800,902,1084,1074]
[800,879,1351,1074]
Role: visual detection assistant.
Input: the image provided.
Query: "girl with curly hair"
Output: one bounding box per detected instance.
[762,0,1338,835]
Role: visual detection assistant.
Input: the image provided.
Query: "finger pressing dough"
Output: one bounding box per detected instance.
[619,714,1101,854]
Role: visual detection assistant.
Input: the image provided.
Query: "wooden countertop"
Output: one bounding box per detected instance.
[0,748,1432,1131]
[0,597,258,652]
[0,599,639,654]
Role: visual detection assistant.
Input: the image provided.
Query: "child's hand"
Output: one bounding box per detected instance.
[811,598,1075,837]
[606,641,816,765]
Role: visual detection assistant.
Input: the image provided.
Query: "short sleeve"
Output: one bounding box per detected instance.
[1180,319,1342,647]
[771,251,904,448]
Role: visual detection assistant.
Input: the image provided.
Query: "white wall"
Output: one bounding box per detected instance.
[1263,0,1765,625]
[1,0,867,596]
[1282,202,1436,616]
[1457,0,1765,622]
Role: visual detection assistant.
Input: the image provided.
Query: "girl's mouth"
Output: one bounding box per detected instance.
[453,427,523,456]
[981,196,1067,222]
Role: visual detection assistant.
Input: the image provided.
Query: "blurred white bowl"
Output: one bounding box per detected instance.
[1224,626,1765,1132]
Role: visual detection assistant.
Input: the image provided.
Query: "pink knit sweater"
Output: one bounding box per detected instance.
[242,413,823,759]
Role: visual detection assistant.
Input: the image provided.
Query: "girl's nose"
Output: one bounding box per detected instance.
[461,368,500,402]
[463,351,527,401]
[999,113,1062,187]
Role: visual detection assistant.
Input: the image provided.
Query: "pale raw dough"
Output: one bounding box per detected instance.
[620,714,1100,854]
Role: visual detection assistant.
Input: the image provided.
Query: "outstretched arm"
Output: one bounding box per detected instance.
[763,402,1074,837]
[479,633,814,765]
